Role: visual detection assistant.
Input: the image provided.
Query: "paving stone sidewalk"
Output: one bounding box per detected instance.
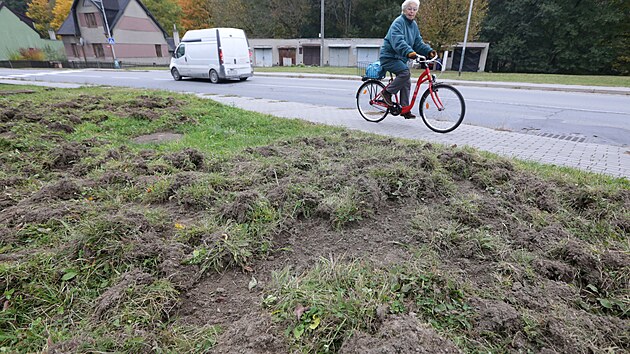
[208,94,630,179]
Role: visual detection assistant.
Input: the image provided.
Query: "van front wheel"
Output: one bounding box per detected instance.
[171,68,182,81]
[209,70,220,84]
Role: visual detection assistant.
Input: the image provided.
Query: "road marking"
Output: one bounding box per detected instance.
[111,76,140,79]
[246,83,348,92]
[3,69,90,78]
[57,74,102,78]
[468,98,629,115]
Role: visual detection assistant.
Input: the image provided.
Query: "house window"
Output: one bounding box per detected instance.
[71,43,80,57]
[155,44,162,57]
[85,13,98,28]
[93,44,105,58]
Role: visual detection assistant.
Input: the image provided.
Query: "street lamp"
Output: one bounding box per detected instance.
[90,0,119,68]
[458,0,474,76]
[320,0,324,67]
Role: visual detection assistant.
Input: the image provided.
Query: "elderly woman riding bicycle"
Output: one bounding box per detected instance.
[380,0,437,119]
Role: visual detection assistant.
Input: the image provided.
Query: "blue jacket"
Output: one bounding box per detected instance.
[379,14,433,74]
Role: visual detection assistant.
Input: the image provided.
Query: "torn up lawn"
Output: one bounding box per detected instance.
[1,85,628,353]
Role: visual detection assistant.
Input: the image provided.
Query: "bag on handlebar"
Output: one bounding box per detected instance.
[365,61,385,80]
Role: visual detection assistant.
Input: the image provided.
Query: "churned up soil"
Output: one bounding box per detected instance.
[0,87,628,353]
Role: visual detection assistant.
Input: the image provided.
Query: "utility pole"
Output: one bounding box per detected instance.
[458,0,474,76]
[90,0,118,68]
[320,0,324,67]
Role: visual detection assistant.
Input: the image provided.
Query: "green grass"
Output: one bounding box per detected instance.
[265,257,482,353]
[1,83,628,353]
[138,64,629,87]
[254,66,630,87]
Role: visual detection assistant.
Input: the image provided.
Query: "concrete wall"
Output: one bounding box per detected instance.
[249,38,489,72]
[249,38,383,67]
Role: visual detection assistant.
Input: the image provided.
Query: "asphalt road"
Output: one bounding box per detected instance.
[1,68,629,147]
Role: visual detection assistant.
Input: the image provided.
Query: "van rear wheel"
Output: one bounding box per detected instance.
[171,68,182,81]
[239,77,248,81]
[209,70,220,84]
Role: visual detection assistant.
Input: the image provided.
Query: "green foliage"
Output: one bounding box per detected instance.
[26,0,53,36]
[42,44,67,60]
[481,0,628,74]
[143,0,182,32]
[318,188,367,229]
[3,0,28,14]
[420,0,488,51]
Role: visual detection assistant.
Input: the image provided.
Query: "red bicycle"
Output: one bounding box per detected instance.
[356,56,465,133]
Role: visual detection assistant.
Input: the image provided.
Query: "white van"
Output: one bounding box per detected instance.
[170,28,253,83]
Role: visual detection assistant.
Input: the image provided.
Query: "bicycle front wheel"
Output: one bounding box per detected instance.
[419,84,465,133]
[356,80,388,123]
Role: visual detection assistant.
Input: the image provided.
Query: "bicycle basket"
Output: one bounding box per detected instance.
[365,61,384,80]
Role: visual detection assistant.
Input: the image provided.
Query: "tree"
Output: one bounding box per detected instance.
[26,0,53,36]
[418,0,488,51]
[143,0,182,33]
[325,0,360,37]
[209,0,245,29]
[353,0,400,38]
[481,0,627,74]
[51,0,72,30]
[267,0,311,37]
[177,0,211,32]
[3,0,29,14]
[609,0,629,74]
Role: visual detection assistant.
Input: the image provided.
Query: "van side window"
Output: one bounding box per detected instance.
[175,45,185,58]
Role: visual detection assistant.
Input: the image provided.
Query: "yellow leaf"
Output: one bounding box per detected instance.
[309,315,320,330]
[174,223,186,229]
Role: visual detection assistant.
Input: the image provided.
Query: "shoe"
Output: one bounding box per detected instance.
[382,90,393,106]
[402,112,416,119]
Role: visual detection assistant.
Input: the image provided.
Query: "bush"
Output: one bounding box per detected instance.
[17,48,45,61]
[42,45,67,61]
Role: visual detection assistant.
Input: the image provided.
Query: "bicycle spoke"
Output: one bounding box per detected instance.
[419,84,465,133]
[356,80,388,122]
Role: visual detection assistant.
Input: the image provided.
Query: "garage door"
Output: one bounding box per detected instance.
[357,47,379,63]
[254,48,272,67]
[329,47,349,67]
[303,46,320,66]
[278,48,296,66]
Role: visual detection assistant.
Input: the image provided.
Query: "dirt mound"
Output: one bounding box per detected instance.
[210,313,289,354]
[340,315,461,354]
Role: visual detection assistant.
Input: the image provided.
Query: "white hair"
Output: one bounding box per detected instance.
[401,0,420,13]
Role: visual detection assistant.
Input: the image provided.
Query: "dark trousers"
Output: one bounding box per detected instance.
[385,69,411,106]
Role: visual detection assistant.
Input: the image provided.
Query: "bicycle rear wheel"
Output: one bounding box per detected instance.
[356,80,388,122]
[419,83,465,133]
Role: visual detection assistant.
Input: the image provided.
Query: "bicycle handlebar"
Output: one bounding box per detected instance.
[413,55,440,63]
